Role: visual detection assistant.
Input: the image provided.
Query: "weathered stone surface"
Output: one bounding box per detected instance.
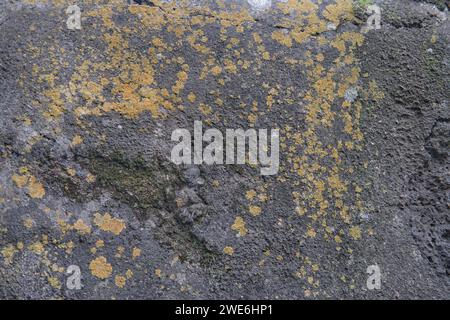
[0,0,448,299]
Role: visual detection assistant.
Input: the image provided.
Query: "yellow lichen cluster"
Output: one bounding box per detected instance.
[231,217,247,237]
[12,167,45,199]
[89,256,113,279]
[93,213,126,235]
[223,246,234,255]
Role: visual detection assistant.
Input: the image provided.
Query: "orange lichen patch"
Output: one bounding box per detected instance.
[42,88,65,120]
[223,59,238,74]
[96,240,105,248]
[79,81,105,102]
[115,246,125,258]
[172,70,189,95]
[28,241,45,255]
[248,113,258,124]
[57,218,71,234]
[47,276,61,289]
[23,218,34,229]
[186,27,208,49]
[99,88,172,119]
[66,168,76,177]
[248,205,262,217]
[132,247,141,259]
[12,174,29,188]
[215,9,254,27]
[1,244,17,264]
[187,92,197,103]
[72,219,92,235]
[246,190,257,201]
[71,135,83,146]
[86,173,96,183]
[223,246,234,255]
[65,241,74,254]
[306,227,317,238]
[115,275,127,288]
[262,51,270,60]
[277,0,317,15]
[271,30,293,48]
[323,0,354,26]
[210,65,223,76]
[175,196,188,208]
[231,216,247,237]
[266,94,274,110]
[327,173,347,194]
[349,226,362,240]
[93,213,126,235]
[27,176,45,199]
[89,256,113,279]
[12,171,45,199]
[368,80,385,101]
[152,37,167,49]
[279,0,366,251]
[25,3,256,123]
[50,263,64,273]
[126,269,133,279]
[18,167,29,175]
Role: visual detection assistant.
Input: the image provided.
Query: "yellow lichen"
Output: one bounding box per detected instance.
[47,276,61,289]
[94,213,126,235]
[231,216,247,237]
[132,247,141,259]
[115,275,127,288]
[28,241,45,255]
[12,174,28,188]
[89,256,113,279]
[72,219,92,235]
[223,246,234,255]
[1,244,17,264]
[246,190,256,201]
[27,176,45,199]
[249,205,262,217]
[23,218,34,229]
[271,30,293,47]
[71,135,83,146]
[349,226,362,240]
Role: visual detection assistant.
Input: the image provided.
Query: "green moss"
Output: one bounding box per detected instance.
[88,151,181,220]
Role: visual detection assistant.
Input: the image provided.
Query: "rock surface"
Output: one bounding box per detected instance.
[0,0,448,299]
